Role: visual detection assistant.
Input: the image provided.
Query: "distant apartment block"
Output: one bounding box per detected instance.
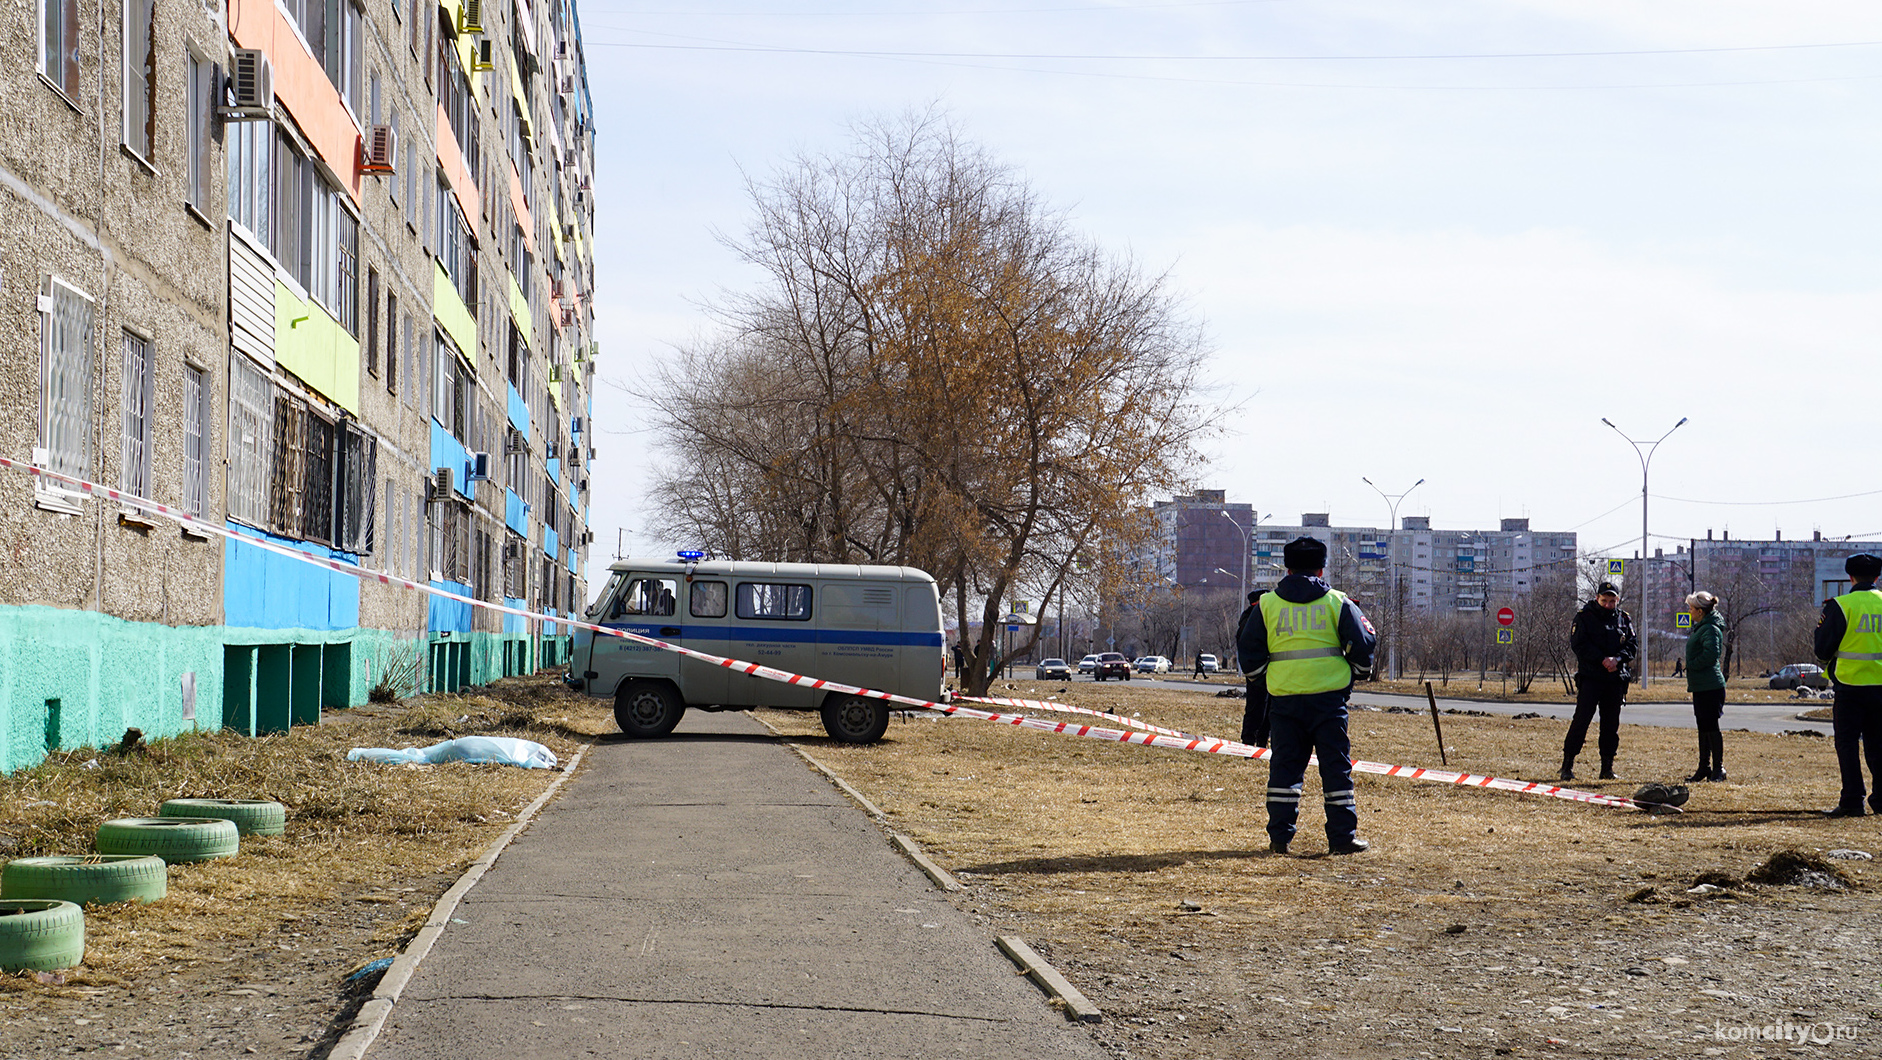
[1146,490,1255,594]
[1,0,598,771]
[1252,515,1578,612]
[1638,529,1869,633]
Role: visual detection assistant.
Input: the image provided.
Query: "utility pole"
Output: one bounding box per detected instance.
[1362,477,1424,681]
[1601,417,1688,688]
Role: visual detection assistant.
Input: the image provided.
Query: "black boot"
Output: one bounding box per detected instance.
[1599,759,1618,780]
[1558,755,1575,782]
[1708,733,1726,782]
[1688,765,1711,782]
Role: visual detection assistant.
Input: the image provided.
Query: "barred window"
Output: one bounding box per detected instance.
[183,365,209,516]
[503,532,526,599]
[226,353,273,527]
[36,276,96,508]
[119,331,154,498]
[334,422,378,554]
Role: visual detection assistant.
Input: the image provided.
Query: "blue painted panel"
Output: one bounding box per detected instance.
[223,522,361,631]
[506,488,527,534]
[428,579,474,633]
[507,382,529,433]
[546,457,560,486]
[503,598,528,634]
[430,419,473,500]
[567,547,578,571]
[545,526,559,557]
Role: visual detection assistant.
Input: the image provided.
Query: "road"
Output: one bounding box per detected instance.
[1005,673,1833,736]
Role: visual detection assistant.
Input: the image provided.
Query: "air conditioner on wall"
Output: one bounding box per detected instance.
[362,124,397,174]
[468,452,492,482]
[223,49,273,119]
[505,427,526,455]
[431,467,454,500]
[460,0,486,34]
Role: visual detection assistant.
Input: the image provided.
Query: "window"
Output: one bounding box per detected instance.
[334,422,378,553]
[182,364,209,516]
[336,207,359,335]
[433,337,472,442]
[610,577,676,618]
[39,0,80,98]
[119,331,154,498]
[226,119,271,241]
[438,180,477,307]
[282,0,361,114]
[187,52,216,212]
[36,276,96,504]
[690,581,728,619]
[736,583,813,621]
[511,225,531,302]
[123,0,155,158]
[365,268,380,375]
[386,293,400,392]
[226,353,273,527]
[504,532,527,599]
[389,111,402,207]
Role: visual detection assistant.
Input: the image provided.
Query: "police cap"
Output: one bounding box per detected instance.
[1847,553,1882,579]
[1283,536,1328,572]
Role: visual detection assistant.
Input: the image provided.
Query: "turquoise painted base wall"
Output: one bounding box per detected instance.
[0,606,555,774]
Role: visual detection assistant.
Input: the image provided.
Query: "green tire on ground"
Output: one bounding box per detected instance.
[95,817,239,864]
[0,900,85,972]
[159,798,286,837]
[1,855,167,905]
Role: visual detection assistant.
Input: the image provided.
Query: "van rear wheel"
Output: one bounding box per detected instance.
[821,694,890,744]
[615,681,686,738]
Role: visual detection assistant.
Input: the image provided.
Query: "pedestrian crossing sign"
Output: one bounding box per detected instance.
[1677,612,1692,629]
[1608,559,1625,575]
[1496,628,1513,645]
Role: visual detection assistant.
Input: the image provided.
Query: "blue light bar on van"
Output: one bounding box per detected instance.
[677,550,706,562]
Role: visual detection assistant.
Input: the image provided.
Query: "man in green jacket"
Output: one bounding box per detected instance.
[1684,591,1727,782]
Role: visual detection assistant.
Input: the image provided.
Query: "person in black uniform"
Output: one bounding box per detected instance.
[1814,553,1882,817]
[1236,589,1270,748]
[1561,582,1637,781]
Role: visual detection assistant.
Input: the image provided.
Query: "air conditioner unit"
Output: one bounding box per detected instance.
[223,49,273,119]
[570,415,583,434]
[559,75,574,95]
[362,124,397,174]
[459,0,485,34]
[548,364,562,382]
[562,222,577,241]
[430,467,454,500]
[472,38,495,72]
[505,427,526,454]
[468,452,492,482]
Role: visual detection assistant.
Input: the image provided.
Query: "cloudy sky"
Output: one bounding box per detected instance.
[576,0,1881,574]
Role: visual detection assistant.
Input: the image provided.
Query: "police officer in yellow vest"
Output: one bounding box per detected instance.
[1815,553,1882,817]
[1237,536,1377,855]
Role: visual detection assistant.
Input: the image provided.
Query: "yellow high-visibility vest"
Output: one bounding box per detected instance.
[1260,589,1352,695]
[1833,588,1882,686]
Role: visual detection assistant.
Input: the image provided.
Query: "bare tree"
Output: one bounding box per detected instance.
[637,111,1215,695]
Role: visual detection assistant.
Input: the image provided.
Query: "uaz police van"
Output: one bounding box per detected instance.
[570,555,946,743]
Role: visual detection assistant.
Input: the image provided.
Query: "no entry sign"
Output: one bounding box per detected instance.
[1496,607,1515,626]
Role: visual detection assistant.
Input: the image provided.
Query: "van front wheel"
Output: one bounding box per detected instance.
[821,695,890,744]
[615,681,686,738]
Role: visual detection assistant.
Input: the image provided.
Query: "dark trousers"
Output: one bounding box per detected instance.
[1241,676,1269,748]
[1564,676,1626,766]
[1831,684,1882,812]
[1692,687,1726,772]
[1265,694,1358,847]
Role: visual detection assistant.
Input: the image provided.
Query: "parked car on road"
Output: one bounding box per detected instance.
[1077,654,1101,674]
[1196,654,1219,674]
[1769,663,1830,690]
[1134,656,1171,674]
[1035,658,1071,681]
[1093,653,1133,681]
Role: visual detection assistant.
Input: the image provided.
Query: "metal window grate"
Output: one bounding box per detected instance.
[183,365,207,516]
[39,277,97,484]
[119,331,153,497]
[227,353,272,526]
[300,412,335,545]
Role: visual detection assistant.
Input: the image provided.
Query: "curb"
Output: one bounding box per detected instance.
[326,743,592,1060]
[996,936,1103,1023]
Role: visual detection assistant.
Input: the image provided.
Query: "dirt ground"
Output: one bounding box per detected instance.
[760,682,1881,1060]
[5,675,1875,1059]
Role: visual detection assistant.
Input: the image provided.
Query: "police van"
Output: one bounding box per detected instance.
[570,554,946,743]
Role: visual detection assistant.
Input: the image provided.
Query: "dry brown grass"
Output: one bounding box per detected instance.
[0,674,615,993]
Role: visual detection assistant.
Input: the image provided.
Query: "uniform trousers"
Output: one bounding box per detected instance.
[1564,675,1627,765]
[1831,683,1882,813]
[1264,693,1358,847]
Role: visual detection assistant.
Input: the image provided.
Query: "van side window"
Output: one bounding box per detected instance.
[690,581,728,618]
[736,582,813,621]
[613,577,678,618]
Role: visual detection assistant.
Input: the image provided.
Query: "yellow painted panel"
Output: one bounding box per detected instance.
[433,263,478,360]
[273,284,360,415]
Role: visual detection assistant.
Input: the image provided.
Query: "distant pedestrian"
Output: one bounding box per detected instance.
[1238,538,1377,856]
[1684,591,1727,782]
[1560,582,1637,782]
[1194,651,1205,677]
[1814,554,1882,817]
[1236,590,1270,748]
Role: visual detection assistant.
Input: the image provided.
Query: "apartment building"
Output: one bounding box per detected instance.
[1254,515,1578,612]
[1146,490,1255,594]
[1638,530,1869,634]
[1,0,597,772]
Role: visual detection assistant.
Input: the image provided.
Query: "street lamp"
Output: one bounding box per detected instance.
[1362,476,1424,679]
[1219,509,1251,602]
[1602,416,1688,688]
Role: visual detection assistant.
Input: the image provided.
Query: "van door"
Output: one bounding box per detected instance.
[727,579,817,708]
[677,577,732,706]
[591,572,682,696]
[816,581,899,699]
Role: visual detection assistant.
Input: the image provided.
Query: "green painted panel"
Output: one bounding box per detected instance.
[508,275,531,347]
[273,283,362,415]
[434,263,478,360]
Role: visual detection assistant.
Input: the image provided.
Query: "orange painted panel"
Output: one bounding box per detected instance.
[436,104,482,226]
[510,165,534,255]
[228,0,362,204]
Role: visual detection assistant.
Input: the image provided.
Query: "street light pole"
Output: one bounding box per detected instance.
[1362,476,1424,680]
[1219,509,1250,602]
[1601,416,1688,689]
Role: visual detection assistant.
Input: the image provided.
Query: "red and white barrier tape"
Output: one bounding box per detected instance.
[2,457,1652,811]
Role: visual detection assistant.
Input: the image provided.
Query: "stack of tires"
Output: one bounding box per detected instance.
[0,798,285,973]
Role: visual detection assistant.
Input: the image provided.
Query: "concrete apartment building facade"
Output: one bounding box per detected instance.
[1251,514,1578,613]
[1638,530,1869,635]
[1,0,597,772]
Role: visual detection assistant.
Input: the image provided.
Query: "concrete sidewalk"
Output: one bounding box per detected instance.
[360,710,1110,1060]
